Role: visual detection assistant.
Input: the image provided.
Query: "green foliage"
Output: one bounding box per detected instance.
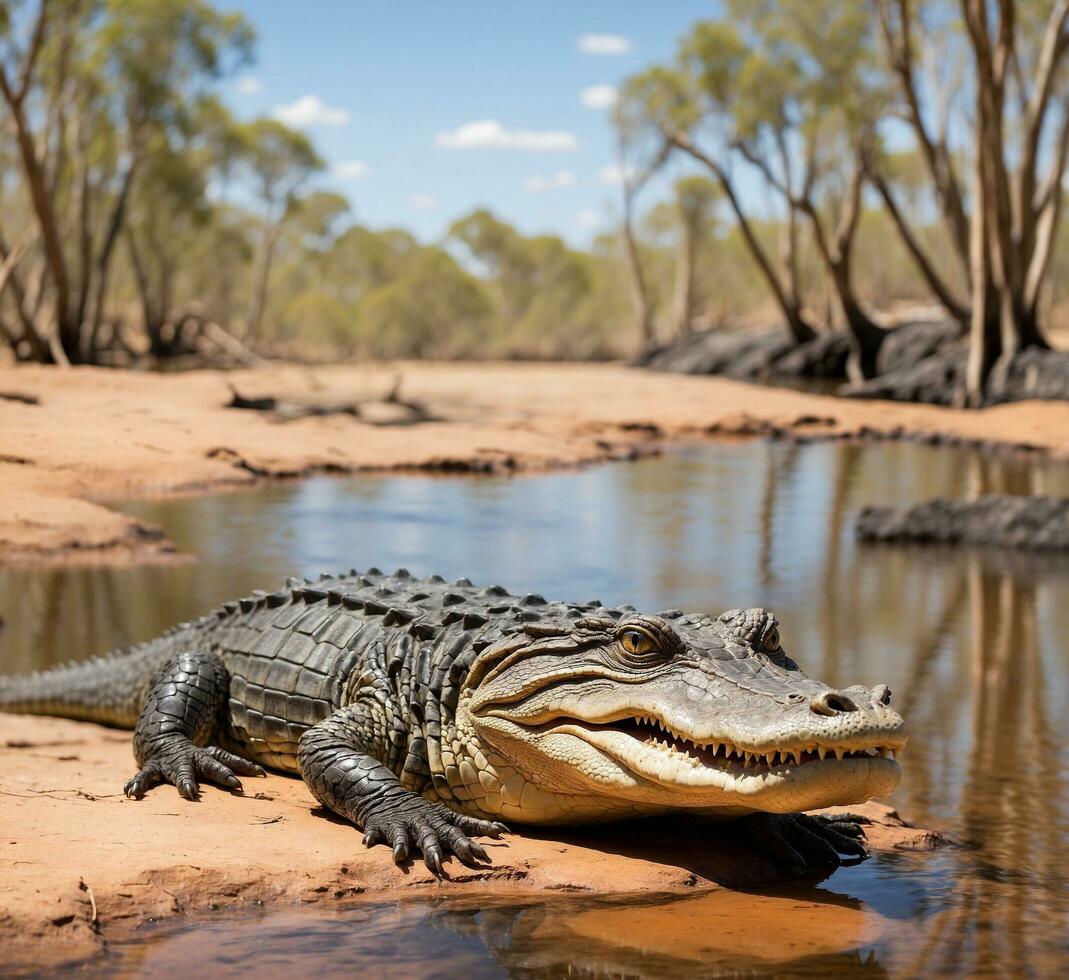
[615,66,698,147]
[93,0,253,131]
[4,0,1067,368]
[240,118,323,216]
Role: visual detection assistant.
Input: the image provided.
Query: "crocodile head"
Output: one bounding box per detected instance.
[461,608,907,822]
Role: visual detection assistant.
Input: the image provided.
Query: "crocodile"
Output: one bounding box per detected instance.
[0,568,907,876]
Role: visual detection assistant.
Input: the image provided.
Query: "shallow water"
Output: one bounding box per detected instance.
[3,440,1068,977]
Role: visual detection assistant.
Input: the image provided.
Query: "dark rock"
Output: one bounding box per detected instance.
[986,347,1069,404]
[772,333,852,378]
[722,334,800,379]
[638,329,781,375]
[875,320,963,375]
[638,328,848,380]
[843,348,966,405]
[857,495,1069,550]
[844,346,1069,406]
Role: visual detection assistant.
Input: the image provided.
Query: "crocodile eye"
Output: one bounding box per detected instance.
[619,628,659,657]
[763,627,780,652]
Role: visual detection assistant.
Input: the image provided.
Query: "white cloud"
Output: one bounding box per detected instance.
[435,119,578,152]
[525,170,577,192]
[334,159,369,180]
[598,162,635,186]
[273,95,349,128]
[577,207,602,229]
[581,84,618,109]
[236,75,261,96]
[408,193,438,210]
[577,33,632,56]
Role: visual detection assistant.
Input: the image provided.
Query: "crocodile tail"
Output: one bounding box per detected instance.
[0,643,167,729]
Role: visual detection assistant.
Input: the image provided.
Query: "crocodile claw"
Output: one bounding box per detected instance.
[359,801,506,877]
[124,739,265,801]
[741,811,869,876]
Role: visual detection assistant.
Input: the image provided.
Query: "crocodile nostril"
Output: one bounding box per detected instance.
[870,683,892,706]
[809,690,859,716]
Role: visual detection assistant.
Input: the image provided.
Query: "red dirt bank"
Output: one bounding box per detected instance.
[0,713,948,972]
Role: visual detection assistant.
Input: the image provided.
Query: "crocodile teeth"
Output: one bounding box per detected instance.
[818,747,827,760]
[834,748,844,760]
[880,748,895,760]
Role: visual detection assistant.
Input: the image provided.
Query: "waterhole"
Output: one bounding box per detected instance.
[2,440,1067,977]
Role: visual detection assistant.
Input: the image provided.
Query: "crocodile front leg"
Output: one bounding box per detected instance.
[124,652,265,800]
[297,702,507,876]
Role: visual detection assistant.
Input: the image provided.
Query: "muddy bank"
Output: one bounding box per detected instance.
[0,713,949,972]
[1,362,1068,566]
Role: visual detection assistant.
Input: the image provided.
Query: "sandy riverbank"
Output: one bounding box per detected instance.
[0,713,948,971]
[1,361,1067,566]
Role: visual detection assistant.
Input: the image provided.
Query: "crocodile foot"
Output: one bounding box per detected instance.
[742,811,869,875]
[124,736,266,801]
[359,797,509,877]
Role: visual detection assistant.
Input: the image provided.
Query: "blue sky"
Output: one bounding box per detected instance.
[223,1,716,245]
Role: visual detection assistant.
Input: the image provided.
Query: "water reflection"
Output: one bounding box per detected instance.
[75,889,898,979]
[3,441,1068,976]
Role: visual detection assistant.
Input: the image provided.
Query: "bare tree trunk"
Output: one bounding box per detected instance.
[85,159,137,362]
[671,132,817,344]
[675,217,697,335]
[0,34,82,362]
[962,0,1060,396]
[832,258,887,381]
[622,194,655,346]
[965,114,1000,404]
[877,0,972,281]
[0,229,53,361]
[246,223,282,340]
[867,167,970,329]
[615,139,671,349]
[800,162,885,379]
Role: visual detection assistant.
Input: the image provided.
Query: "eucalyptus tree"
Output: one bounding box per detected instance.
[684,1,889,375]
[670,174,720,334]
[611,94,672,345]
[355,246,493,358]
[617,32,820,348]
[0,0,253,363]
[447,208,624,355]
[873,0,1069,400]
[239,118,323,339]
[116,97,247,357]
[958,0,1067,399]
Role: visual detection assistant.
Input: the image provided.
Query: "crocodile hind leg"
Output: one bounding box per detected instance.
[740,811,869,875]
[124,652,265,801]
[298,703,507,876]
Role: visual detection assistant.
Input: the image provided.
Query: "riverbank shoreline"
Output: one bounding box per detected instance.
[2,362,1067,567]
[0,713,949,972]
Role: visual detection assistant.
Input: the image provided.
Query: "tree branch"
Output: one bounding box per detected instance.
[669,130,815,342]
[16,0,50,104]
[867,165,970,326]
[1024,110,1069,311]
[879,0,971,270]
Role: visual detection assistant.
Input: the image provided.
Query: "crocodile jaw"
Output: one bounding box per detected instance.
[551,724,902,812]
[470,712,904,818]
